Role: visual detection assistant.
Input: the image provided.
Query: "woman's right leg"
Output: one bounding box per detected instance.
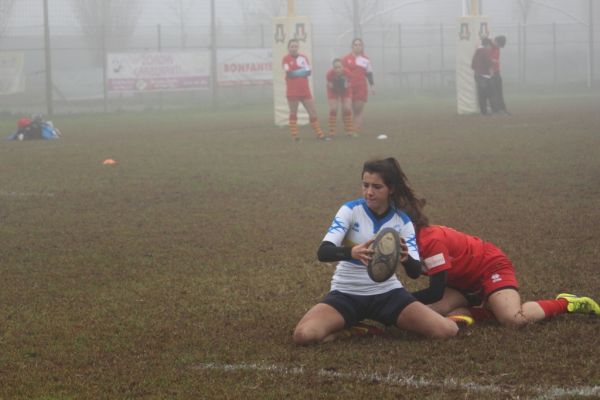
[287,99,300,139]
[396,301,459,339]
[293,303,346,345]
[428,287,469,315]
[327,98,339,136]
[342,97,355,135]
[301,99,325,138]
[352,100,365,132]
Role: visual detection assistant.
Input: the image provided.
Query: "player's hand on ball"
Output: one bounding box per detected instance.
[352,239,375,266]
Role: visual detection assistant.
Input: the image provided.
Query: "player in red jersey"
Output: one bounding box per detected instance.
[412,224,600,326]
[342,38,374,134]
[325,58,355,138]
[345,160,600,330]
[282,38,325,141]
[471,38,493,115]
[490,35,509,114]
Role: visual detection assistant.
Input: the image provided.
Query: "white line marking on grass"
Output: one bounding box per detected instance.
[194,362,600,399]
[0,190,55,197]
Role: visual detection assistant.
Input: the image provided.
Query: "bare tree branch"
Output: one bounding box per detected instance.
[329,0,384,29]
[237,0,287,25]
[0,0,16,38]
[69,0,142,51]
[516,0,533,23]
[166,0,196,47]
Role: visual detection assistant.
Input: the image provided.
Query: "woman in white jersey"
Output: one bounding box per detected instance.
[293,158,466,345]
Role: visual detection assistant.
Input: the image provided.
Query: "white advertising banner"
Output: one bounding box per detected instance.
[273,16,312,127]
[0,52,25,95]
[456,16,490,114]
[107,52,210,92]
[218,48,273,87]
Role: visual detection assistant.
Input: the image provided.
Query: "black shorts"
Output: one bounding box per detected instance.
[320,288,417,328]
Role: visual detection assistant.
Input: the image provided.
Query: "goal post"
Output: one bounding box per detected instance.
[456,2,489,114]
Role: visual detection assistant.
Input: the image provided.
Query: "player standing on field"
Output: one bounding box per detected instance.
[490,35,509,115]
[282,38,326,141]
[471,38,494,115]
[342,38,374,135]
[325,58,355,138]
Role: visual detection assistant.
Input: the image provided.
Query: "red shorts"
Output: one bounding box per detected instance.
[351,83,368,102]
[286,82,312,99]
[448,243,519,302]
[476,244,519,299]
[287,94,312,101]
[327,88,351,100]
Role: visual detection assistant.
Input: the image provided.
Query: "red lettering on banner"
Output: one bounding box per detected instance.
[223,62,272,73]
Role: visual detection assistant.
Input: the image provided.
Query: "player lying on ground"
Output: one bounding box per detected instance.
[412,224,600,325]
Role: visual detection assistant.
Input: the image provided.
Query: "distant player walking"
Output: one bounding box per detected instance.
[342,38,374,135]
[282,38,326,141]
[325,58,355,137]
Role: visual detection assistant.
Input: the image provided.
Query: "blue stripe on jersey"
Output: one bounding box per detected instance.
[405,235,417,252]
[343,198,413,234]
[361,202,396,233]
[327,216,347,234]
[344,198,364,209]
[395,209,411,224]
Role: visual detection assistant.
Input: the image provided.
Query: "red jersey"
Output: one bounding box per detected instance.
[341,52,372,90]
[471,46,493,76]
[282,53,312,98]
[417,225,488,291]
[326,67,351,99]
[490,45,501,74]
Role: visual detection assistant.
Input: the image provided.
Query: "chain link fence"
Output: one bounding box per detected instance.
[0,20,598,115]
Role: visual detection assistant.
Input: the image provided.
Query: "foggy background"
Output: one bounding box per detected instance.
[0,0,598,114]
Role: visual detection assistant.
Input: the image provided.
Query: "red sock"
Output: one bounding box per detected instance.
[536,299,568,318]
[468,307,495,321]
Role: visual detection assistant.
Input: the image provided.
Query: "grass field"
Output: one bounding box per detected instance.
[1,93,600,399]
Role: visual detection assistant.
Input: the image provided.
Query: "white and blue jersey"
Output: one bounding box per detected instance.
[322,198,420,296]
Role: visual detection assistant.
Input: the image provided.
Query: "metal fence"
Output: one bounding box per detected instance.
[0,21,598,115]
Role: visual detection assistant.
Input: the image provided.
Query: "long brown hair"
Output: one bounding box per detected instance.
[362,157,429,229]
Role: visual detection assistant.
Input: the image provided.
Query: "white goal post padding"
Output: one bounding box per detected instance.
[273,16,313,127]
[456,15,490,115]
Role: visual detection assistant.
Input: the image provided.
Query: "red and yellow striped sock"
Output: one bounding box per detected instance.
[310,117,324,138]
[328,111,337,136]
[289,114,298,138]
[343,111,355,135]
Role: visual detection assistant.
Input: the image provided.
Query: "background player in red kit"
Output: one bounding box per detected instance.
[342,38,374,135]
[490,35,509,114]
[471,38,493,115]
[282,38,325,141]
[325,58,355,138]
[412,224,600,326]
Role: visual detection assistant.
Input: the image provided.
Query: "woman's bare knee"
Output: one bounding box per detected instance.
[428,322,459,339]
[292,324,322,345]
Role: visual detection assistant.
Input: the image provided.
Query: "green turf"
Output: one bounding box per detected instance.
[1,93,599,399]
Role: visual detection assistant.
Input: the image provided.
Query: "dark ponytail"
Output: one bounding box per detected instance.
[362,158,429,229]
